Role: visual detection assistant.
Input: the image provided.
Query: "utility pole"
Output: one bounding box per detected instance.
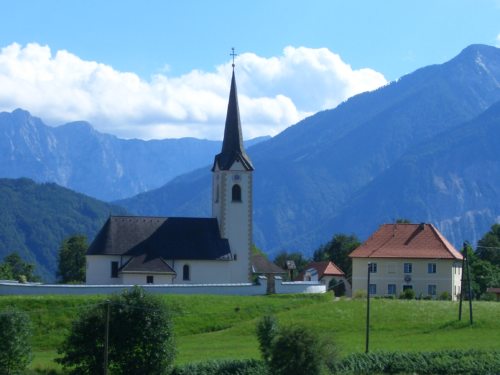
[365,262,371,353]
[464,243,473,325]
[104,300,110,375]
[458,243,465,321]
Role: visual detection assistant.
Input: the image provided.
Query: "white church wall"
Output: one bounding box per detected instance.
[0,279,325,296]
[122,273,174,285]
[86,255,124,285]
[171,260,234,284]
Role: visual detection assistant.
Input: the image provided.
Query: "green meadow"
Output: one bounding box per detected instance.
[0,293,498,373]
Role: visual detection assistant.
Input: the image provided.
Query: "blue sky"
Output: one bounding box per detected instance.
[0,0,499,139]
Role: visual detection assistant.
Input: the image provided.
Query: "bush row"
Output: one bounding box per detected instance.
[170,350,500,375]
[332,349,500,375]
[171,359,268,375]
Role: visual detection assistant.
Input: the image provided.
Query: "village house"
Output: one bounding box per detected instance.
[349,223,463,300]
[298,261,352,296]
[86,67,254,285]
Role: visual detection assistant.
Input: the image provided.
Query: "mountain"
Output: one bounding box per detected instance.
[118,44,500,255]
[0,109,269,201]
[327,100,500,246]
[0,178,127,280]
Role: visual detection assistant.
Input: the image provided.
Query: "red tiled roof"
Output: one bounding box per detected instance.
[298,261,345,280]
[349,223,463,260]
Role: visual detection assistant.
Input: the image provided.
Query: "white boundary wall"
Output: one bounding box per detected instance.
[0,278,326,296]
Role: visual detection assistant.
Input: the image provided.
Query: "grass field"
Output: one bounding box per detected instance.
[0,293,498,373]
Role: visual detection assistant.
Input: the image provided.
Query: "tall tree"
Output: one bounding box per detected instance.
[273,251,309,279]
[476,223,500,266]
[57,235,88,283]
[0,253,38,282]
[0,309,32,374]
[313,234,361,279]
[57,287,175,375]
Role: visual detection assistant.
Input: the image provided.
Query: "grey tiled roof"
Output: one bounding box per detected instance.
[120,253,176,274]
[87,216,231,260]
[212,71,254,171]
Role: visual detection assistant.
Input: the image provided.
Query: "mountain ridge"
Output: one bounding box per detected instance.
[0,108,270,201]
[119,44,500,255]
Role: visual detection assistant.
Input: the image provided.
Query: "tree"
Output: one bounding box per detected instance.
[0,262,13,280]
[0,309,32,374]
[268,325,336,375]
[273,251,309,279]
[395,218,412,224]
[476,224,500,266]
[313,233,361,279]
[256,315,279,365]
[0,253,39,282]
[57,235,88,283]
[57,287,175,375]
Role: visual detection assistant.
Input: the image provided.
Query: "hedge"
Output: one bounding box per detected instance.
[171,359,268,375]
[332,350,500,375]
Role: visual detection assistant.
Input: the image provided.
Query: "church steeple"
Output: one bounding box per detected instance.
[211,56,254,283]
[212,69,254,171]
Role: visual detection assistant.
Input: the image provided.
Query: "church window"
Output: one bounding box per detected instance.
[146,275,154,284]
[232,184,242,202]
[111,261,119,278]
[215,184,219,203]
[183,264,190,281]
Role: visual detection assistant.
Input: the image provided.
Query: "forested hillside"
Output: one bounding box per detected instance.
[0,178,127,280]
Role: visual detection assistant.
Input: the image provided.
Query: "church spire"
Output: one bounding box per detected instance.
[212,61,254,171]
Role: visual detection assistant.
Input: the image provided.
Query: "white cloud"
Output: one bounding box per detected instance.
[496,33,500,47]
[0,43,387,140]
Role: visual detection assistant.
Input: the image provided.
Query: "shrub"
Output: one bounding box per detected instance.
[171,359,268,375]
[439,291,451,301]
[480,292,496,301]
[399,288,415,300]
[256,315,278,364]
[0,309,32,375]
[57,286,175,375]
[353,289,367,299]
[332,349,500,374]
[269,325,336,375]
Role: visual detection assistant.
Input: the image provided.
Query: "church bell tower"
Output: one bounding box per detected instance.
[212,60,254,283]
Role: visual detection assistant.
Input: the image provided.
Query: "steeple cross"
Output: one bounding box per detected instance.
[230,47,238,68]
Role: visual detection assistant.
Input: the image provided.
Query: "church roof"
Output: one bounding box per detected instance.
[212,70,254,171]
[349,223,463,260]
[87,216,232,260]
[120,253,176,274]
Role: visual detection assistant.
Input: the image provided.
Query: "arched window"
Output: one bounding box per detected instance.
[183,264,190,281]
[232,184,242,202]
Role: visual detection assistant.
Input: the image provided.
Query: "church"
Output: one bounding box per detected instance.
[85,67,254,285]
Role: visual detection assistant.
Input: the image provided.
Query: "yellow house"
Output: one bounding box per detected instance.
[349,223,463,300]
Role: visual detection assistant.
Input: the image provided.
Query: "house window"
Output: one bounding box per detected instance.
[387,263,396,274]
[368,263,377,273]
[368,284,377,295]
[403,285,413,291]
[428,263,436,274]
[147,275,154,284]
[232,184,242,202]
[388,284,396,295]
[428,284,437,296]
[404,263,412,273]
[183,264,190,281]
[111,261,119,278]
